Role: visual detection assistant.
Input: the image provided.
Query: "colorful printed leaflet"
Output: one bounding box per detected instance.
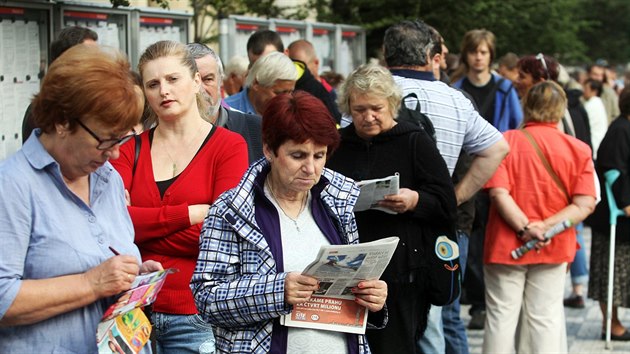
[97,269,177,354]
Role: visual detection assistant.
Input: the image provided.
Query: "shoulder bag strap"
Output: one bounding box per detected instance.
[521,128,571,203]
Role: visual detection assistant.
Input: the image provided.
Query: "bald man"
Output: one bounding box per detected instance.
[287,39,333,93]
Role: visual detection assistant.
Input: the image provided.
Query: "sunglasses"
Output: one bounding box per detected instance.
[536,53,550,80]
[77,120,135,150]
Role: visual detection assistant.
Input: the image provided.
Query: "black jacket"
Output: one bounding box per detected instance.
[223,107,263,164]
[586,116,630,242]
[566,88,592,149]
[328,120,457,276]
[327,120,459,351]
[292,60,342,124]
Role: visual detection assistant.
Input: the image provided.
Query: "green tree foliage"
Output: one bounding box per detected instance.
[190,0,283,43]
[110,0,629,66]
[578,0,630,65]
[308,0,627,65]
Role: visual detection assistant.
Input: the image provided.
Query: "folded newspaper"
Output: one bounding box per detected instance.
[355,173,399,214]
[281,237,399,334]
[97,268,177,354]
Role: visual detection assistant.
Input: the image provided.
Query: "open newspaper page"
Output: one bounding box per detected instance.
[97,268,177,354]
[355,173,399,214]
[281,237,399,334]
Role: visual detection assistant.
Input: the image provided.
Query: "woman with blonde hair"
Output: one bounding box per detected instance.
[111,40,248,353]
[482,81,596,353]
[327,63,459,354]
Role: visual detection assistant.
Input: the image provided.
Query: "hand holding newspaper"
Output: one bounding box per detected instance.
[281,237,399,334]
[355,173,400,214]
[97,268,177,354]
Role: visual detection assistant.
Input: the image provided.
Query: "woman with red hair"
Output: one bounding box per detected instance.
[191,91,388,353]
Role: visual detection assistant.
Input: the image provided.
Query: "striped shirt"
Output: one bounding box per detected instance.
[392,70,503,176]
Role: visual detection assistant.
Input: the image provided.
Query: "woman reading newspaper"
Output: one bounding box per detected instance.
[0,45,162,353]
[326,63,459,354]
[191,92,388,353]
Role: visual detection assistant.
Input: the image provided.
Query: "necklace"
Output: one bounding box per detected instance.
[163,148,178,177]
[157,125,207,177]
[266,179,308,232]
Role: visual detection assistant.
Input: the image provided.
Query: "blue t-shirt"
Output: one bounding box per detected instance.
[224,88,256,115]
[0,130,141,353]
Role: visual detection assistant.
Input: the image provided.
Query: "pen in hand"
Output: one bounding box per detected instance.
[108,246,120,256]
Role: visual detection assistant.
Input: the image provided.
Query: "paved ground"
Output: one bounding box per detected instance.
[460,227,630,353]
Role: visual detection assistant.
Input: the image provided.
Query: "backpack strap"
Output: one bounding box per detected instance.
[402,92,421,111]
[401,93,437,143]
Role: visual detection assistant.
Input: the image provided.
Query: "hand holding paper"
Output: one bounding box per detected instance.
[281,237,399,334]
[352,279,387,312]
[284,272,319,305]
[378,188,419,214]
[355,174,400,214]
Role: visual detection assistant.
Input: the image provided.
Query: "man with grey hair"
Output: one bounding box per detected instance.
[381,19,509,354]
[246,30,342,123]
[225,51,297,117]
[223,55,248,96]
[187,43,263,163]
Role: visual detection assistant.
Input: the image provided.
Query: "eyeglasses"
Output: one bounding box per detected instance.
[77,120,136,150]
[536,53,549,80]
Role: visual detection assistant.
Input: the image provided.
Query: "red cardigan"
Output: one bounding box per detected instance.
[111,126,248,314]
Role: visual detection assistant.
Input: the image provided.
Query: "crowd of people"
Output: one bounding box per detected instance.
[1,17,630,354]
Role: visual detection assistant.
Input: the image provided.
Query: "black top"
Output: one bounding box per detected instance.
[293,59,342,124]
[461,76,496,123]
[327,120,456,281]
[586,116,630,241]
[565,88,593,149]
[21,103,35,144]
[151,125,215,198]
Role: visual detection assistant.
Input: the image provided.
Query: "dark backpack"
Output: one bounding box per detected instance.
[397,93,437,143]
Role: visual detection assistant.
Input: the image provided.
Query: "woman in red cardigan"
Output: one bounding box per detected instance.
[111,40,248,353]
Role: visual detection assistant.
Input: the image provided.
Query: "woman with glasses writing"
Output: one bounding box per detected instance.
[111,40,248,353]
[0,44,163,353]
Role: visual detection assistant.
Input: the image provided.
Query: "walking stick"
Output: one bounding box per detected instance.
[604,169,626,349]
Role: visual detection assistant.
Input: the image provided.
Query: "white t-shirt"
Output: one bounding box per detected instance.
[264,187,349,354]
[584,96,608,159]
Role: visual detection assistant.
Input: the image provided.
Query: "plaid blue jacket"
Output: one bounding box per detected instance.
[191,158,381,353]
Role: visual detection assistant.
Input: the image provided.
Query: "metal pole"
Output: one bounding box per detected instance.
[603,169,625,349]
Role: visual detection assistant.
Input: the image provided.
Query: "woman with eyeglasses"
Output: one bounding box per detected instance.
[111,40,248,353]
[0,44,163,352]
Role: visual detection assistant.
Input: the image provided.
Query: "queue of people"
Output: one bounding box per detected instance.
[1,18,630,354]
